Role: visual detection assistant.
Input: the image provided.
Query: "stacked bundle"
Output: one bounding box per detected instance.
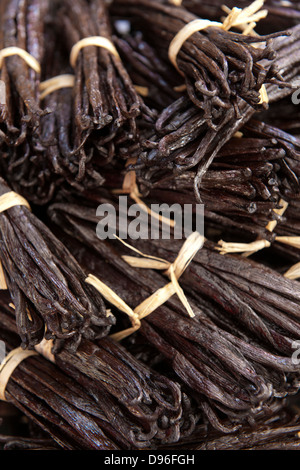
[0,0,300,450]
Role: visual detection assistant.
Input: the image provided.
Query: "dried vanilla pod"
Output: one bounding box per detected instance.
[161,399,300,450]
[129,24,300,201]
[0,0,48,138]
[114,31,182,111]
[1,0,300,451]
[111,0,288,117]
[0,296,194,449]
[0,177,114,350]
[0,0,59,205]
[0,321,121,449]
[47,202,300,431]
[54,0,156,179]
[36,11,105,199]
[257,96,300,137]
[141,117,300,244]
[134,237,300,357]
[183,0,300,33]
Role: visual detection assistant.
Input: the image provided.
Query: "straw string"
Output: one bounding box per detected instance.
[216,199,293,256]
[0,47,41,73]
[284,262,300,280]
[85,232,204,341]
[70,36,120,68]
[0,191,31,214]
[0,191,31,290]
[112,158,176,228]
[0,335,57,401]
[39,74,75,100]
[169,0,268,103]
[34,338,55,363]
[0,347,38,401]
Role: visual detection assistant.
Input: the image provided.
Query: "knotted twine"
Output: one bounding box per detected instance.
[168,0,269,104]
[86,232,204,341]
[112,157,176,229]
[0,191,31,290]
[216,199,300,257]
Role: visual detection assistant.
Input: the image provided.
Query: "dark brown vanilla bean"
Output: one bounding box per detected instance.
[47,200,300,430]
[1,0,300,451]
[139,117,300,243]
[182,0,300,34]
[111,0,288,117]
[0,294,193,448]
[56,0,148,165]
[162,400,300,450]
[131,236,300,355]
[0,0,49,136]
[0,178,114,350]
[127,24,300,201]
[114,32,182,111]
[0,323,121,449]
[0,0,58,205]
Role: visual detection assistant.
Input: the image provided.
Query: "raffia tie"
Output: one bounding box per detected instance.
[39,74,75,100]
[168,0,182,5]
[0,337,56,402]
[39,75,147,100]
[85,232,204,341]
[39,37,122,101]
[284,262,300,281]
[0,47,40,73]
[215,199,297,256]
[169,0,268,104]
[0,347,37,401]
[112,158,176,228]
[70,36,120,67]
[0,191,31,290]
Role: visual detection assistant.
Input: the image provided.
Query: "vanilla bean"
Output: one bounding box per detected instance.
[0,294,193,448]
[47,201,300,429]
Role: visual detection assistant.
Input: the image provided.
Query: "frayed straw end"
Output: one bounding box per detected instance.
[216,239,271,255]
[0,262,7,290]
[275,236,300,250]
[284,262,300,280]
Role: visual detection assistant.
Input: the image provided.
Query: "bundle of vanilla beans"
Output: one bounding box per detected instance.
[0,0,155,201]
[129,28,300,200]
[1,0,300,451]
[46,199,300,431]
[0,291,196,449]
[0,177,115,351]
[182,0,300,34]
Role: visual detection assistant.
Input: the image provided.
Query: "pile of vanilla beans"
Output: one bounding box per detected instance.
[1,0,300,451]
